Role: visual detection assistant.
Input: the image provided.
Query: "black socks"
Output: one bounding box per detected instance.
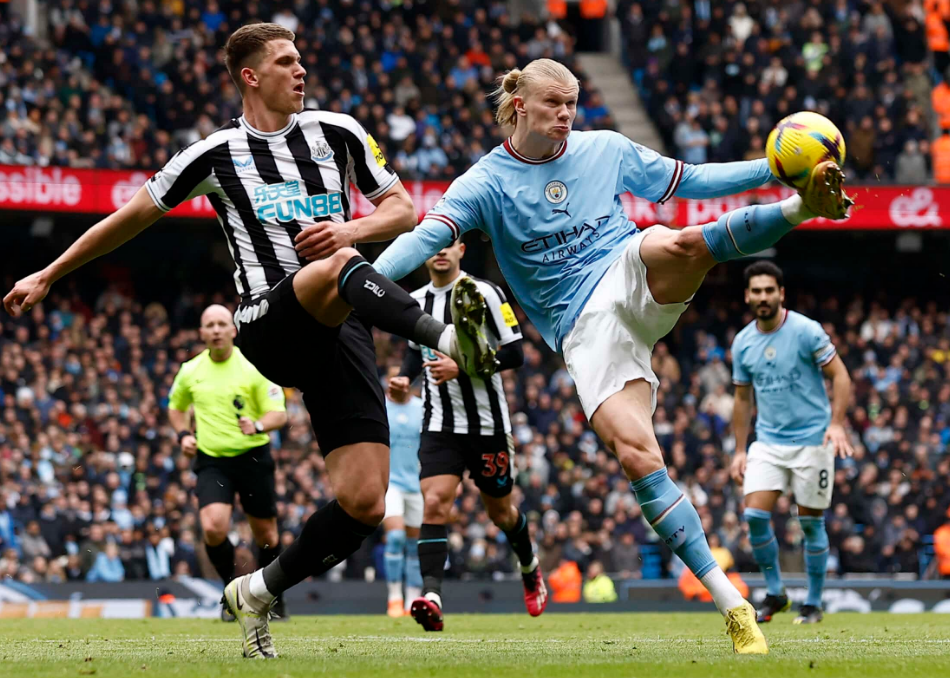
[417,523,448,598]
[262,500,376,597]
[502,512,535,568]
[338,256,447,350]
[205,538,235,584]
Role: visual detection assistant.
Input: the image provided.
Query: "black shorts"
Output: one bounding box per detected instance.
[419,431,515,498]
[194,444,277,518]
[236,272,389,455]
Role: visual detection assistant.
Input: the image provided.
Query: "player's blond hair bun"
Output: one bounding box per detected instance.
[492,59,579,130]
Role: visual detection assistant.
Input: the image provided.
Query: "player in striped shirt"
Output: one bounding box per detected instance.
[389,239,544,631]
[3,23,496,659]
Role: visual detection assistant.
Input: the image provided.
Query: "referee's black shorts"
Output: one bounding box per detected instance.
[235,271,389,455]
[419,431,515,498]
[194,444,277,518]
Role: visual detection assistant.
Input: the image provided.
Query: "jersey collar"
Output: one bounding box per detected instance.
[755,308,788,335]
[503,138,567,164]
[238,113,298,139]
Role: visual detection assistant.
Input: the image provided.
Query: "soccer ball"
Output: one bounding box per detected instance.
[766,112,846,190]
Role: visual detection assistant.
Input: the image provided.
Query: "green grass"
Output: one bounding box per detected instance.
[3,613,949,678]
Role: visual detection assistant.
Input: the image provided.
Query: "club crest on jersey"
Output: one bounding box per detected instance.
[764,346,777,361]
[310,139,334,163]
[544,181,568,204]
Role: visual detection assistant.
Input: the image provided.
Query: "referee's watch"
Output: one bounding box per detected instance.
[254,420,264,433]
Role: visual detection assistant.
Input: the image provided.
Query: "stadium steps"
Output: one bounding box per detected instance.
[577,52,667,155]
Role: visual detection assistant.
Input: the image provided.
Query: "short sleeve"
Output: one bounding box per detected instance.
[145,138,219,212]
[254,373,286,413]
[807,321,837,367]
[731,341,751,386]
[318,113,399,200]
[617,133,682,204]
[479,280,522,346]
[168,366,193,411]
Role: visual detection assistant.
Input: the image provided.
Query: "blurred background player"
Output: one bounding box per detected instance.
[168,304,287,621]
[375,58,851,653]
[382,365,424,618]
[3,22,496,659]
[731,262,854,625]
[388,239,543,632]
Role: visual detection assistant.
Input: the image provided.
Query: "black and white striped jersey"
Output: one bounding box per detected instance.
[145,110,398,301]
[409,273,521,435]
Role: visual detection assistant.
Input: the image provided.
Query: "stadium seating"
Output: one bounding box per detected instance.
[1,281,946,584]
[618,0,935,182]
[0,0,612,175]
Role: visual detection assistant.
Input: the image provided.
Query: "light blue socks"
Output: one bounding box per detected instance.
[702,200,797,262]
[630,469,716,578]
[384,529,406,584]
[799,516,829,608]
[405,536,422,591]
[744,508,784,596]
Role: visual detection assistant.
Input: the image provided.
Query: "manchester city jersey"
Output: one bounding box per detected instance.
[731,309,837,446]
[374,130,772,349]
[386,395,423,492]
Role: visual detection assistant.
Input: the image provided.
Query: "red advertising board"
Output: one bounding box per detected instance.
[0,165,944,229]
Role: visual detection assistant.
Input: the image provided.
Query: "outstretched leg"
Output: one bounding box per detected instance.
[640,195,814,305]
[640,161,851,304]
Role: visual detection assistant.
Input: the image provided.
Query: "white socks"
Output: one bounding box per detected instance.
[249,570,276,603]
[521,555,539,574]
[437,326,455,356]
[387,581,403,603]
[424,591,443,609]
[405,586,421,605]
[700,567,746,614]
[780,194,815,225]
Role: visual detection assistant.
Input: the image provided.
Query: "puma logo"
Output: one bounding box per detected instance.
[551,202,571,218]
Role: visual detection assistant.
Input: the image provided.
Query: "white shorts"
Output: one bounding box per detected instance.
[384,485,423,528]
[562,229,689,420]
[743,440,835,510]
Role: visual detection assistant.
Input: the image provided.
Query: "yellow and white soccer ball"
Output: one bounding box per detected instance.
[766,112,846,190]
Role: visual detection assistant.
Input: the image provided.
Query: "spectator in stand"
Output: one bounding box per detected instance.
[86,541,125,582]
[935,508,950,579]
[933,131,950,184]
[582,560,618,603]
[896,141,930,185]
[0,2,612,175]
[619,0,932,180]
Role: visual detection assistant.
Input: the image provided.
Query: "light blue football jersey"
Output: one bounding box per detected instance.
[374,130,772,350]
[386,395,423,492]
[731,309,837,446]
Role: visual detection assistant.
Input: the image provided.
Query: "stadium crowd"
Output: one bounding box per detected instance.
[0,0,613,176]
[1,278,948,586]
[619,0,937,183]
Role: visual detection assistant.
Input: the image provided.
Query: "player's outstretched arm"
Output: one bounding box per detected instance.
[3,186,164,316]
[675,158,775,200]
[373,217,456,281]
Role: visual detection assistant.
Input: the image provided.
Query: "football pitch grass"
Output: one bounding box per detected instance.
[3,612,949,678]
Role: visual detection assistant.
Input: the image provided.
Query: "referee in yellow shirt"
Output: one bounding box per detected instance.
[168,304,287,617]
